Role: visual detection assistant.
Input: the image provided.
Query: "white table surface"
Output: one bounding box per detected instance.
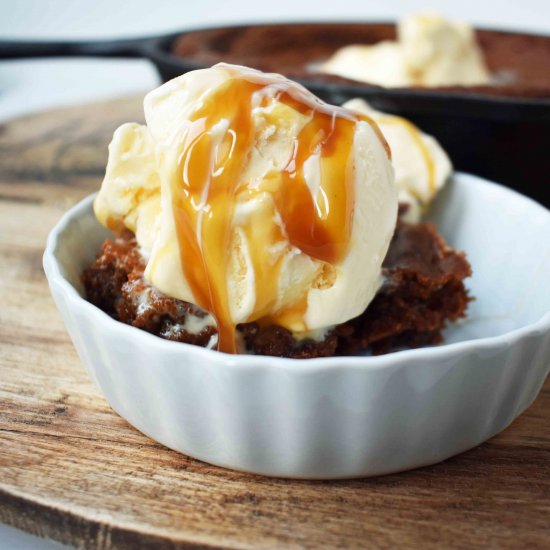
[1,0,548,547]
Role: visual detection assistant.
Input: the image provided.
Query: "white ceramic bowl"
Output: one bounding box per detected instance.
[43,173,550,479]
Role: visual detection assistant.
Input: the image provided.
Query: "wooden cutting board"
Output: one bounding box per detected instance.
[0,97,549,550]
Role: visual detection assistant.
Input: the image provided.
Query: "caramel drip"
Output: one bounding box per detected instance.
[172,73,387,353]
[276,100,356,263]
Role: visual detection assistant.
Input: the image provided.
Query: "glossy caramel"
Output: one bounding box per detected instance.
[172,71,388,353]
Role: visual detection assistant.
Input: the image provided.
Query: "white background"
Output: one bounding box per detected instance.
[0,0,548,548]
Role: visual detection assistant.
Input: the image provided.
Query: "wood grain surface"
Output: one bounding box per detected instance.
[0,97,549,550]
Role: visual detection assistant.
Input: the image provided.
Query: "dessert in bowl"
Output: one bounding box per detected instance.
[43,65,550,478]
[82,64,467,357]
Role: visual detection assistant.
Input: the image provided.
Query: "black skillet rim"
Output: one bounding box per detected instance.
[139,21,550,123]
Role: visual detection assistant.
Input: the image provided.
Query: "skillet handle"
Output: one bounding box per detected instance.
[0,37,152,59]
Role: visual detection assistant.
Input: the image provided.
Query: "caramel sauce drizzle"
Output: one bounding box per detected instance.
[172,72,389,353]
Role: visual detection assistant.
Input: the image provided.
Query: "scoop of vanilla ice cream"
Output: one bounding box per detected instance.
[321,42,410,88]
[94,123,161,254]
[399,13,490,86]
[94,64,397,345]
[321,13,491,88]
[343,98,452,222]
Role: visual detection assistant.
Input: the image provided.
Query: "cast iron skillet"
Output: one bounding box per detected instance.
[1,22,549,206]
